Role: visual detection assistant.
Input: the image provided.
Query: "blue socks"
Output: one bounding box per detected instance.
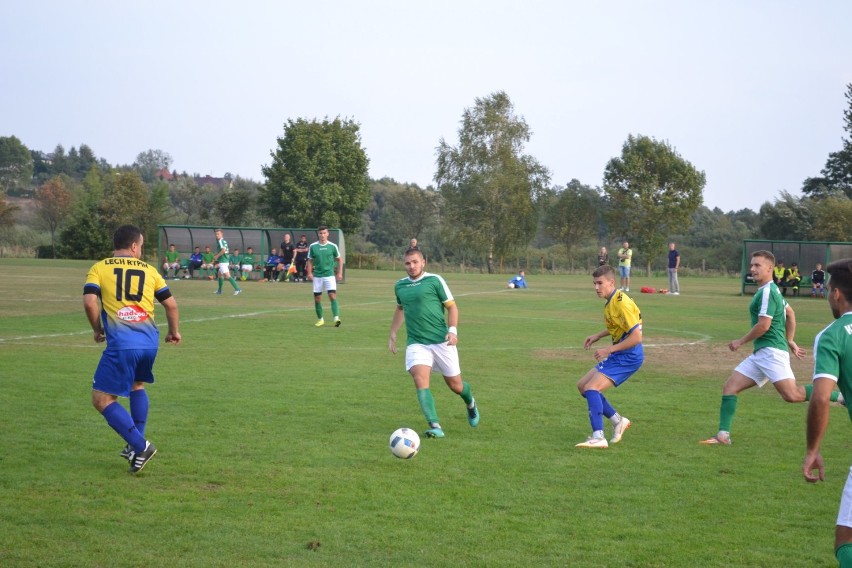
[583,390,605,432]
[101,401,147,452]
[129,389,149,436]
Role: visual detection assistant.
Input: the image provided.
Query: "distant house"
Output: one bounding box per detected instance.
[155,168,174,181]
[193,175,230,189]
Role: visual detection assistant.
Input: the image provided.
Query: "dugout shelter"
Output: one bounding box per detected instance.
[157,225,346,281]
[740,239,852,295]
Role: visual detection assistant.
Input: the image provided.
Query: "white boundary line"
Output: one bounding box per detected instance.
[0,290,713,348]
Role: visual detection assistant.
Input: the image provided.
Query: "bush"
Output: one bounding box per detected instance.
[36,245,56,258]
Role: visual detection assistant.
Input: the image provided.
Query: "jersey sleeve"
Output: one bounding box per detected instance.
[84,264,101,295]
[813,327,840,382]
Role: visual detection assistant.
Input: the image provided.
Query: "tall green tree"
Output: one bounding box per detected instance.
[142,180,173,250]
[603,134,705,274]
[366,178,440,253]
[261,117,371,232]
[435,91,550,273]
[58,167,110,259]
[100,171,151,235]
[809,193,852,241]
[168,176,219,225]
[802,83,852,199]
[216,184,254,227]
[543,179,602,259]
[758,191,813,240]
[0,135,34,195]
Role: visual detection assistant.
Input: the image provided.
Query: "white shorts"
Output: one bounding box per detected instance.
[201,263,215,269]
[405,343,461,377]
[312,276,337,294]
[163,262,179,269]
[217,263,231,276]
[838,466,852,527]
[240,264,253,272]
[734,347,794,387]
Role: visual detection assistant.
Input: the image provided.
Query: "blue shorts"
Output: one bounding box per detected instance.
[619,266,631,278]
[595,346,643,386]
[93,348,157,397]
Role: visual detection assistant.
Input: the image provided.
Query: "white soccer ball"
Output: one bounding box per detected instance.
[508,282,515,288]
[389,427,420,459]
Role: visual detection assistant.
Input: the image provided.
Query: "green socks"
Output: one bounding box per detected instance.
[719,395,737,432]
[229,276,239,290]
[460,381,474,406]
[837,543,852,567]
[417,388,439,425]
[331,299,339,318]
[218,278,224,292]
[804,384,841,402]
[315,302,323,319]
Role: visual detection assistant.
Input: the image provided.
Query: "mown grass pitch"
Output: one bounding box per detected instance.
[0,259,846,567]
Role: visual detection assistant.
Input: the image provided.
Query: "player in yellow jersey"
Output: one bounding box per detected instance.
[83,225,180,473]
[574,265,643,448]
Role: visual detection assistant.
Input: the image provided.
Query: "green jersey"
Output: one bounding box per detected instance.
[202,251,215,264]
[394,272,454,346]
[165,250,180,263]
[216,237,230,264]
[813,312,852,422]
[241,253,256,266]
[750,281,789,352]
[308,240,340,278]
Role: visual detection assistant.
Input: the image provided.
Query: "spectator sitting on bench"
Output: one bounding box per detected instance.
[201,246,216,279]
[773,259,786,287]
[265,248,281,282]
[162,244,181,280]
[812,262,826,298]
[783,262,801,296]
[239,247,257,281]
[187,246,203,279]
[230,248,241,275]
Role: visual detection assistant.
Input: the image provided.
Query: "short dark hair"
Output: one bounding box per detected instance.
[404,248,424,260]
[827,259,852,302]
[113,225,142,250]
[752,250,776,265]
[317,225,329,232]
[593,265,615,279]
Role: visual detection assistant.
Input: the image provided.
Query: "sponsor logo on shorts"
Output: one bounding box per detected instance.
[117,305,148,322]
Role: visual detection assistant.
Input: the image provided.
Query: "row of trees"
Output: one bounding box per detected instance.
[1,85,850,270]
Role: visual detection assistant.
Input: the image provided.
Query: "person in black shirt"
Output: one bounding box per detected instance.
[812,263,826,298]
[279,234,297,282]
[294,235,309,282]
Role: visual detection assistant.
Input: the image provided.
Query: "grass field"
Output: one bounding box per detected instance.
[0,259,848,567]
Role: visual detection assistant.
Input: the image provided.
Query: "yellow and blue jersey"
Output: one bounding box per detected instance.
[84,256,171,350]
[603,289,642,346]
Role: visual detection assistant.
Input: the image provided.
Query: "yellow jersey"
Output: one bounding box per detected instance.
[84,256,170,350]
[603,289,642,345]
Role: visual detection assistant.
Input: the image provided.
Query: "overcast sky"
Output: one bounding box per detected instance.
[2,1,850,212]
